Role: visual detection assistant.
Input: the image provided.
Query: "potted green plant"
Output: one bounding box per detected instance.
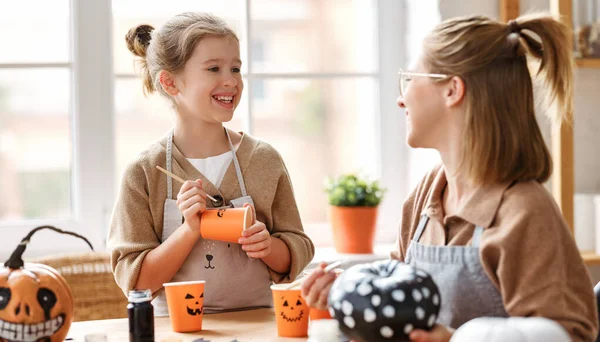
[325,174,385,254]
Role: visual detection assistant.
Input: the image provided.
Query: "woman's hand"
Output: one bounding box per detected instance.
[410,325,454,342]
[301,262,337,310]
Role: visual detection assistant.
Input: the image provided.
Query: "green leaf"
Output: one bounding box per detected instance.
[324,173,386,207]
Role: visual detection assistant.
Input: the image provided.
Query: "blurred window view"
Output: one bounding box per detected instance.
[0,1,72,222]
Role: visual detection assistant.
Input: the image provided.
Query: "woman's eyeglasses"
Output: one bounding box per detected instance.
[398,69,449,96]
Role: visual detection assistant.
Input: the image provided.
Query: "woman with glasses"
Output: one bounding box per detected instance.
[302,13,597,342]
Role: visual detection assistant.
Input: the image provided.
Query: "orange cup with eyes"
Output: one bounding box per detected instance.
[200,207,254,244]
[302,268,344,321]
[163,280,205,332]
[271,284,310,337]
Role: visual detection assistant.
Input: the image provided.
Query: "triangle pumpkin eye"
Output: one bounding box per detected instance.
[185,294,194,299]
[283,300,289,307]
[296,299,302,306]
[200,293,204,298]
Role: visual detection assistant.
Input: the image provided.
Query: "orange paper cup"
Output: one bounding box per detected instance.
[200,207,254,244]
[163,280,205,332]
[309,307,333,320]
[271,284,310,338]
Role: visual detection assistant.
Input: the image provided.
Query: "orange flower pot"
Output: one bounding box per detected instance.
[330,206,378,254]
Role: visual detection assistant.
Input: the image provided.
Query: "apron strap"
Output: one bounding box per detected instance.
[166,130,174,200]
[471,226,484,248]
[225,128,248,197]
[412,214,430,243]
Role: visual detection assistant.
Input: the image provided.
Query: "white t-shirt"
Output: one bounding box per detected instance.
[187,150,233,188]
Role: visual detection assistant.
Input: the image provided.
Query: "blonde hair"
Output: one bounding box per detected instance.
[423,13,574,185]
[125,12,239,97]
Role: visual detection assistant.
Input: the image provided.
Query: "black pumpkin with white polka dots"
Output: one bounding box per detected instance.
[328,260,441,342]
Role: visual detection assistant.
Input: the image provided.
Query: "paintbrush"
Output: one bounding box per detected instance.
[285,260,343,290]
[156,165,219,203]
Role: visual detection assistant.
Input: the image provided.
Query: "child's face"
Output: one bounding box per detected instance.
[173,35,243,124]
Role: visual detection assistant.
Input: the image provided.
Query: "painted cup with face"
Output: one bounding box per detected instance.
[200,206,254,244]
[163,280,205,332]
[271,283,310,337]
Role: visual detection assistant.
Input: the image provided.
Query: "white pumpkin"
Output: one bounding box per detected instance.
[451,317,570,342]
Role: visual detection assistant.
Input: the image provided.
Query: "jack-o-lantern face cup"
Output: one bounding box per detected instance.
[0,226,94,342]
[199,207,253,244]
[163,281,205,333]
[271,284,309,338]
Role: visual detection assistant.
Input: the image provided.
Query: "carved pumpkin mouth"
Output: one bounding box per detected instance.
[280,310,304,323]
[186,307,202,316]
[0,313,64,342]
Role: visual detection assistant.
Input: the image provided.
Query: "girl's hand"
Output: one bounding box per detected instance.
[238,203,271,258]
[176,179,207,233]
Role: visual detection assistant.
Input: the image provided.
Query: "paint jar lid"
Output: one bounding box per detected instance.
[128,289,152,303]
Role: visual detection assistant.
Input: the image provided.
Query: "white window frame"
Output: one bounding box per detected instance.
[376,0,408,243]
[0,0,115,258]
[1,0,406,258]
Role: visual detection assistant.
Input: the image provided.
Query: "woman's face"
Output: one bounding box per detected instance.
[397,56,459,150]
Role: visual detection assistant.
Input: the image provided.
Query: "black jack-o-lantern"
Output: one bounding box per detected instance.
[0,226,93,342]
[185,292,204,316]
[329,260,441,342]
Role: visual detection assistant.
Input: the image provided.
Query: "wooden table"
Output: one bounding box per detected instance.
[67,308,308,342]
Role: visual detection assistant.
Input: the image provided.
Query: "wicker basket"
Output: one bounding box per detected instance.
[28,252,128,322]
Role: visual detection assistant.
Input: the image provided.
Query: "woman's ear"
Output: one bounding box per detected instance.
[444,76,465,108]
[159,70,179,96]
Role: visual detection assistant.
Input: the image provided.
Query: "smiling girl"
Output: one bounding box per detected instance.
[108,12,314,315]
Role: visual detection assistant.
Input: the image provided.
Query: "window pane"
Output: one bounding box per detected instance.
[0,1,70,63]
[112,1,245,75]
[405,0,441,67]
[251,78,378,228]
[250,0,378,73]
[0,69,72,221]
[115,78,247,184]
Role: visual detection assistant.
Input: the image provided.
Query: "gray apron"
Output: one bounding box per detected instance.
[152,129,273,316]
[405,214,509,329]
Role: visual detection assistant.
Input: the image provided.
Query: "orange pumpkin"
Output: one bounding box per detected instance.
[0,226,93,342]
